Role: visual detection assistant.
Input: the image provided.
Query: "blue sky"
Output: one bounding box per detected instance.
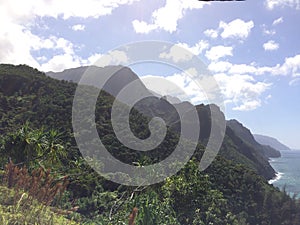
[1,0,300,148]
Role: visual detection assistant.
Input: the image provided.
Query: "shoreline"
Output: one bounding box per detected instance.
[268,156,283,184]
[268,172,284,184]
[268,151,300,199]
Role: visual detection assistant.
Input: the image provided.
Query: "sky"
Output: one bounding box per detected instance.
[0,0,300,149]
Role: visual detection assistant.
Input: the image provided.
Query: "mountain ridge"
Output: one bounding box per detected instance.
[254,134,291,151]
[227,119,281,158]
[46,65,277,179]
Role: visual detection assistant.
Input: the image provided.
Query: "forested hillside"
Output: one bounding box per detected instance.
[48,65,278,180]
[1,64,300,224]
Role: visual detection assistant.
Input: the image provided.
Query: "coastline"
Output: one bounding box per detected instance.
[268,151,300,198]
[268,172,284,184]
[268,156,283,184]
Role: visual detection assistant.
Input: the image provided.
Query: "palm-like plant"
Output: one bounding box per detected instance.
[23,125,46,164]
[44,129,66,165]
[2,123,67,169]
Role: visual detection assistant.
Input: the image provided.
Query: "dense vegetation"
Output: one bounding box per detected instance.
[1,64,300,224]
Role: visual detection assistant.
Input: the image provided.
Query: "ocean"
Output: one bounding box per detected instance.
[269,150,300,198]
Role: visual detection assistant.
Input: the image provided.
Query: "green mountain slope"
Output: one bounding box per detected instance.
[1,64,300,225]
[48,66,277,179]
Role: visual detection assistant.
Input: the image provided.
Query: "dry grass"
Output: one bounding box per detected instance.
[2,160,69,206]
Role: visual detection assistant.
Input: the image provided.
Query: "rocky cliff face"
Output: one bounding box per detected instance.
[227,120,281,158]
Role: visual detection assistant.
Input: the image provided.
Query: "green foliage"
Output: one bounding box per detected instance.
[1,64,300,225]
[133,190,179,225]
[1,123,67,170]
[0,185,78,225]
[162,159,239,225]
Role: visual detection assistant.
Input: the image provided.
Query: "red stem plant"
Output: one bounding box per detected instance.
[2,160,69,206]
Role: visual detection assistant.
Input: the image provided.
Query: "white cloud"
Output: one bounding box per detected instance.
[40,54,82,72]
[141,70,208,105]
[39,36,86,72]
[36,56,47,62]
[132,20,157,34]
[278,55,300,76]
[141,75,186,101]
[85,53,103,65]
[233,100,262,111]
[159,41,209,63]
[209,61,270,76]
[40,49,129,72]
[207,54,300,111]
[262,25,276,36]
[214,73,271,111]
[0,25,38,68]
[0,0,139,21]
[229,63,258,74]
[72,24,85,31]
[265,0,300,10]
[272,17,284,26]
[177,40,209,55]
[208,61,233,73]
[220,19,254,40]
[266,94,272,100]
[263,40,279,51]
[204,29,218,39]
[0,0,137,71]
[132,0,208,33]
[30,35,124,72]
[207,55,300,109]
[0,17,67,69]
[94,50,129,67]
[205,45,233,61]
[204,18,254,40]
[166,72,207,104]
[160,45,194,63]
[209,55,300,77]
[289,78,300,86]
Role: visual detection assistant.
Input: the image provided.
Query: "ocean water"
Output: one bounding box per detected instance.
[269,150,300,198]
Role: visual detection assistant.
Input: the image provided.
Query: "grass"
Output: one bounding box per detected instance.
[0,162,79,225]
[0,185,79,225]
